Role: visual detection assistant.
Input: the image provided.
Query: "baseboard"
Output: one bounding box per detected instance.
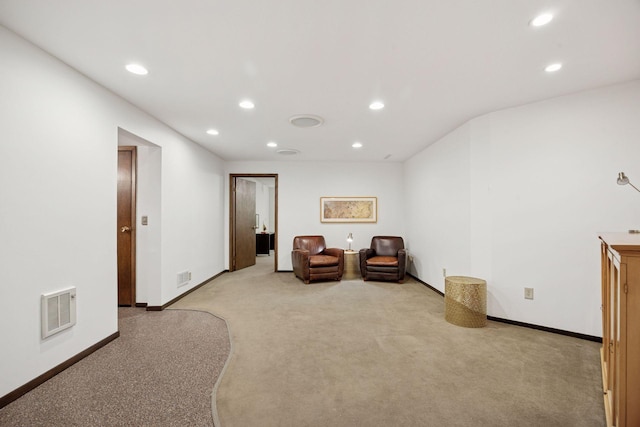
[135,302,148,308]
[277,270,293,273]
[0,331,120,409]
[407,273,444,296]
[147,270,228,311]
[407,273,602,343]
[486,316,602,342]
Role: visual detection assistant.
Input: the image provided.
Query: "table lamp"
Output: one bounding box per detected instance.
[346,233,353,251]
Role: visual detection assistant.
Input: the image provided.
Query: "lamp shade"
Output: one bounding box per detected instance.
[616,171,640,193]
[617,172,630,185]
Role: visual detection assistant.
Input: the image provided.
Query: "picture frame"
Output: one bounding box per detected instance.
[320,196,377,223]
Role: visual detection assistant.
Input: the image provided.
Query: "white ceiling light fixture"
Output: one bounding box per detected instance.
[530,13,554,27]
[206,129,219,135]
[289,114,324,128]
[545,63,563,73]
[125,63,148,75]
[239,100,255,109]
[267,141,278,148]
[369,101,385,110]
[352,142,363,148]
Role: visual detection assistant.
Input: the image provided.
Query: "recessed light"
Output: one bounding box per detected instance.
[125,64,148,75]
[530,13,553,27]
[239,100,255,109]
[369,101,385,110]
[545,63,562,73]
[267,141,278,148]
[352,142,363,148]
[206,129,219,136]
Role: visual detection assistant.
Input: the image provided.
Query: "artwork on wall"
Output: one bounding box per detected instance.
[320,197,377,223]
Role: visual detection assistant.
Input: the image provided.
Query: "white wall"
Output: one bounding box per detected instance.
[0,26,225,397]
[404,123,473,284]
[405,80,640,336]
[225,161,405,270]
[157,134,225,306]
[253,180,271,233]
[269,187,276,232]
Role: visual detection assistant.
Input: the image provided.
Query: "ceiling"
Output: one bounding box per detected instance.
[1,0,639,162]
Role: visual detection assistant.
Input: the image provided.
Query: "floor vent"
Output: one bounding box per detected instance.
[41,287,76,339]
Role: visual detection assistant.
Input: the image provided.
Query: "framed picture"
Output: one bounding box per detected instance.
[320,197,377,223]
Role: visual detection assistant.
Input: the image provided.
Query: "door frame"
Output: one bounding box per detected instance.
[230,173,278,272]
[117,146,136,305]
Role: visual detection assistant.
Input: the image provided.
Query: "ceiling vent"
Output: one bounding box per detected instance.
[289,114,324,128]
[277,149,300,155]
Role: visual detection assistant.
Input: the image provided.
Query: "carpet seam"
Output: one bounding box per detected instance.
[167,307,234,427]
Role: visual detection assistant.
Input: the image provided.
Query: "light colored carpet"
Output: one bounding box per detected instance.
[171,256,605,427]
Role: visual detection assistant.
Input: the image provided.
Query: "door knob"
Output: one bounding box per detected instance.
[120,226,131,233]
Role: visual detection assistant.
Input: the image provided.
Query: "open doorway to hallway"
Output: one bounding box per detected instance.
[117,128,161,308]
[229,174,278,272]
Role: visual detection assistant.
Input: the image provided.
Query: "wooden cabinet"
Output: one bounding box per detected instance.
[256,233,272,255]
[599,233,640,427]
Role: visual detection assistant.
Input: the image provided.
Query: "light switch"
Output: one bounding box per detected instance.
[141,216,148,226]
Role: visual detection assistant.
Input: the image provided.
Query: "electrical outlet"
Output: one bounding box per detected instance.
[443,268,447,277]
[524,287,534,300]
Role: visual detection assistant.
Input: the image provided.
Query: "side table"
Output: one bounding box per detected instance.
[444,276,487,328]
[343,250,360,280]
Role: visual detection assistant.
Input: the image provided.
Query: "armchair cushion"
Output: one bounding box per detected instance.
[366,256,399,267]
[309,255,340,267]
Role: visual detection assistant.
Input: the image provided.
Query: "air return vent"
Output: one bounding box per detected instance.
[177,271,191,287]
[41,287,76,339]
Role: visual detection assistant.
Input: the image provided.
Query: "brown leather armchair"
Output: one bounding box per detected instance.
[292,235,344,284]
[360,236,407,283]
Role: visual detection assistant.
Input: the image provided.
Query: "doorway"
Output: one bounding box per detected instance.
[117,128,162,308]
[117,146,136,306]
[230,174,278,272]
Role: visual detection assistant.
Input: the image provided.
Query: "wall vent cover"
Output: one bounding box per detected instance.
[41,287,76,339]
[177,271,190,287]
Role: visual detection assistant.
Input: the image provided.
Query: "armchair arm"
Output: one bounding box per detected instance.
[291,249,310,280]
[359,248,375,273]
[397,248,407,280]
[323,247,345,276]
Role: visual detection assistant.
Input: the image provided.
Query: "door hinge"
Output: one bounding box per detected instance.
[624,283,628,293]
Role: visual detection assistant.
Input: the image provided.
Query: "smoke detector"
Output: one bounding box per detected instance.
[289,114,324,128]
[277,148,300,155]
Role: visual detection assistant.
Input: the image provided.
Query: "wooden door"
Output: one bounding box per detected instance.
[117,147,136,306]
[232,178,257,271]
